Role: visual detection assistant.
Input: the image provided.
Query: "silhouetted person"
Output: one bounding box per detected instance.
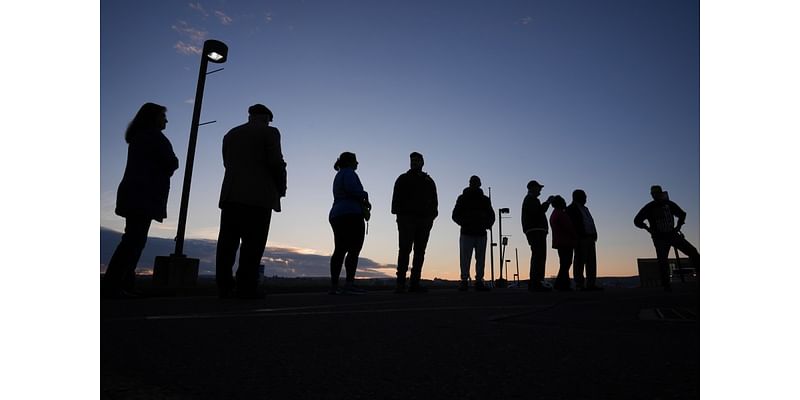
[452,175,495,291]
[522,180,554,292]
[215,104,287,299]
[567,189,602,291]
[103,103,178,299]
[328,152,371,295]
[634,185,700,291]
[549,195,577,291]
[392,152,438,293]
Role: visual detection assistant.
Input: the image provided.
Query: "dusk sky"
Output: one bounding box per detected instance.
[100,0,699,280]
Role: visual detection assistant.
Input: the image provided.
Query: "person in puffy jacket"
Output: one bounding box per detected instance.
[452,175,495,291]
[328,152,371,295]
[104,103,178,299]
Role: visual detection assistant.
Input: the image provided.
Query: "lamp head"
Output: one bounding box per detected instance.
[204,40,228,63]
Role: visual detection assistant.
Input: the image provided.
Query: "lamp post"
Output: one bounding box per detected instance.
[496,207,510,288]
[153,39,228,289]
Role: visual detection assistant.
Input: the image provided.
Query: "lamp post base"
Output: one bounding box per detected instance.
[153,255,199,288]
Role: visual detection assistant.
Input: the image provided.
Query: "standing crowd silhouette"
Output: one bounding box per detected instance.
[103,103,700,299]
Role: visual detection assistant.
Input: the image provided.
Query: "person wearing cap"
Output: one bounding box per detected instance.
[567,189,602,291]
[634,185,700,291]
[521,180,554,292]
[215,104,287,299]
[451,175,496,291]
[391,152,438,293]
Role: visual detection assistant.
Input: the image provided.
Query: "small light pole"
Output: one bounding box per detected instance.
[153,39,228,289]
[496,207,510,288]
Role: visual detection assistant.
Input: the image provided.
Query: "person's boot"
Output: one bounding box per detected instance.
[458,280,468,291]
[395,275,406,293]
[475,280,491,292]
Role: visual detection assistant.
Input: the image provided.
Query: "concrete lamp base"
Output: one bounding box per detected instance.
[153,255,199,288]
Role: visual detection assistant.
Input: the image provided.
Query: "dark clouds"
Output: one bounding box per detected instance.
[100,228,393,278]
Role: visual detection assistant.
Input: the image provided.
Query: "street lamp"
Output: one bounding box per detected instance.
[153,39,228,289]
[496,207,510,288]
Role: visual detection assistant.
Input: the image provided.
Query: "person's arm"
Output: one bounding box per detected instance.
[343,170,368,201]
[670,201,687,230]
[452,196,463,226]
[391,176,403,215]
[633,204,650,231]
[429,177,439,220]
[266,128,287,197]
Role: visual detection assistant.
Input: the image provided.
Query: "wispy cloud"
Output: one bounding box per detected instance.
[518,16,533,26]
[189,1,209,17]
[172,20,207,56]
[214,10,233,25]
[174,40,202,55]
[172,20,208,43]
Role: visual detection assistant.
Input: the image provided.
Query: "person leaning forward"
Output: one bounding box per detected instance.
[215,104,287,299]
[392,152,438,293]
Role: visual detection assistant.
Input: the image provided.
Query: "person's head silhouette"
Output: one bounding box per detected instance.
[650,185,667,201]
[334,152,358,171]
[527,180,544,197]
[572,189,587,205]
[248,104,273,125]
[551,195,567,210]
[469,175,481,188]
[409,152,424,172]
[125,102,167,143]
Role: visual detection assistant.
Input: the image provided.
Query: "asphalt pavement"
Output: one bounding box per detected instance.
[101,282,699,399]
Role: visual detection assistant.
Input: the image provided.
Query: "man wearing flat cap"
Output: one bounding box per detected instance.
[521,180,554,292]
[634,185,700,291]
[215,104,287,299]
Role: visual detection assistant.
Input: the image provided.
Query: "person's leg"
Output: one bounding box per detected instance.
[343,216,365,284]
[104,216,151,295]
[653,238,672,289]
[474,235,487,283]
[459,235,472,282]
[673,236,700,277]
[533,231,548,284]
[237,206,271,296]
[555,247,573,289]
[396,218,413,289]
[329,217,347,289]
[526,232,536,288]
[573,239,587,289]
[585,240,598,288]
[215,206,241,295]
[409,219,432,288]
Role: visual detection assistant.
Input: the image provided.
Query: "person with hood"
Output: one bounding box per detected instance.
[103,102,178,299]
[328,152,371,295]
[391,152,438,293]
[452,175,495,291]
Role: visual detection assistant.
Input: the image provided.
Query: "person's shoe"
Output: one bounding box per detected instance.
[458,280,468,291]
[343,283,367,295]
[474,281,491,292]
[235,289,266,299]
[528,285,552,293]
[328,287,342,295]
[218,287,235,299]
[408,285,428,293]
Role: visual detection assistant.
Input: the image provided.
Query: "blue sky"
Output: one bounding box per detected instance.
[100,0,699,279]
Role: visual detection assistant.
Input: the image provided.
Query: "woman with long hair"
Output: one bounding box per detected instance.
[103,103,179,298]
[549,195,577,291]
[328,152,371,295]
